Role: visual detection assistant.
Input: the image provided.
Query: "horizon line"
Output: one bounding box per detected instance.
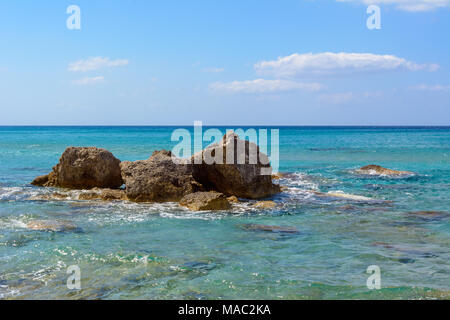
[0,125,449,128]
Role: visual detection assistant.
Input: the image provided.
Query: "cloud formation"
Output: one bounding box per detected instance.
[73,76,105,86]
[255,52,439,78]
[210,79,323,93]
[68,57,129,72]
[337,0,450,12]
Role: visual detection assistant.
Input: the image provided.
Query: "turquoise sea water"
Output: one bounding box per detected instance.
[0,126,449,300]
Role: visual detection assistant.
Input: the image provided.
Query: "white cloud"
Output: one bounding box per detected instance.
[411,84,450,91]
[202,67,225,73]
[336,0,450,12]
[73,76,105,86]
[210,79,323,93]
[255,52,439,78]
[68,57,129,72]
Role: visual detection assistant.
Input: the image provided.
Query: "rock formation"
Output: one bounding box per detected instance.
[31,147,123,189]
[191,131,280,199]
[30,133,281,205]
[356,165,412,176]
[120,150,203,202]
[179,191,231,211]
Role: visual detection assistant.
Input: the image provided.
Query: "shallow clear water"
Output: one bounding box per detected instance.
[0,126,449,300]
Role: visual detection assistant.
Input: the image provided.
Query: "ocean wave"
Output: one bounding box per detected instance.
[279,172,321,190]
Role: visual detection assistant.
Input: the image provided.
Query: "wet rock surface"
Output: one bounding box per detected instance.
[192,131,280,199]
[78,188,127,201]
[252,201,277,209]
[120,150,203,202]
[179,191,231,211]
[356,165,413,176]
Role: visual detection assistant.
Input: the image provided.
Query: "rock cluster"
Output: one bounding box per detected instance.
[31,132,280,211]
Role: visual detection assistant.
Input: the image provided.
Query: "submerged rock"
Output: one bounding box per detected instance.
[78,188,127,201]
[26,220,80,232]
[372,242,437,258]
[31,147,123,189]
[406,211,449,220]
[120,150,203,202]
[356,165,413,176]
[192,131,280,199]
[28,192,69,201]
[179,191,231,211]
[252,201,277,209]
[241,223,299,234]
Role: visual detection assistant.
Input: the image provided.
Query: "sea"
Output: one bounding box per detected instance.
[0,126,449,299]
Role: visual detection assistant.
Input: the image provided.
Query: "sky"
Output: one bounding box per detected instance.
[0,0,449,125]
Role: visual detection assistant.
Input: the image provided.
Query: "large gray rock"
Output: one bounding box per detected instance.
[120,150,203,202]
[191,131,280,199]
[31,147,123,189]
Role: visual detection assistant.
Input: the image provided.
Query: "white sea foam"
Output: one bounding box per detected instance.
[314,190,379,202]
[280,172,320,190]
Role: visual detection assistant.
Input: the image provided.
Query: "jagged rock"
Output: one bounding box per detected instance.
[356,165,413,176]
[26,220,80,232]
[31,147,123,189]
[192,131,280,199]
[179,191,231,211]
[78,188,127,201]
[31,174,50,186]
[252,201,277,209]
[227,196,239,203]
[120,150,203,202]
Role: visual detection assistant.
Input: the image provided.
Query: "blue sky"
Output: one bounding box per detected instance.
[0,0,449,125]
